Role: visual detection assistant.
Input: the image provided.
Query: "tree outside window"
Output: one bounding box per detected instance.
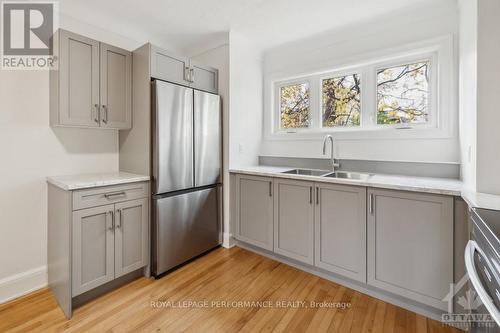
[322,74,361,127]
[280,82,310,129]
[377,61,430,125]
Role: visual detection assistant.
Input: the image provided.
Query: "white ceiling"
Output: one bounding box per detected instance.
[59,0,455,55]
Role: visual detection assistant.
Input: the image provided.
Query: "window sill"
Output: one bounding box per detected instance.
[265,126,455,142]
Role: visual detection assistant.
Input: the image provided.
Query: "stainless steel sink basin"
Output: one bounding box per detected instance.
[322,171,371,181]
[281,168,331,177]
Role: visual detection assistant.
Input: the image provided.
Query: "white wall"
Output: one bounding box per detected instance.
[190,43,232,247]
[229,31,264,168]
[260,3,459,164]
[0,19,141,303]
[458,0,477,191]
[476,0,500,195]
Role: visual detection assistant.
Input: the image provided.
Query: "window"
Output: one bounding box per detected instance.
[377,61,430,125]
[279,82,310,129]
[322,74,361,127]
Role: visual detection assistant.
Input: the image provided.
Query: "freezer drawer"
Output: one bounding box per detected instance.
[194,90,221,187]
[152,80,194,194]
[152,186,221,276]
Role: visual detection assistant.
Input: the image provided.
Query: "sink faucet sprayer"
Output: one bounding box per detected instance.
[322,135,340,172]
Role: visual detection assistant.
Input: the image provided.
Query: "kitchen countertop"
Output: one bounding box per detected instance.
[230,166,463,196]
[47,172,150,191]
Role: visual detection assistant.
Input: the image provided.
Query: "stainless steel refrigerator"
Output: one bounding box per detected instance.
[151,79,222,277]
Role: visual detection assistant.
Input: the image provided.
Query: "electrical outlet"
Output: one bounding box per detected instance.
[239,143,244,154]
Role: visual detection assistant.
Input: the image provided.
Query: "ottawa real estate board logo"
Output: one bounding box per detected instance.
[1,1,58,69]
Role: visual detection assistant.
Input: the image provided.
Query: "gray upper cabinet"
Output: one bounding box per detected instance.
[191,60,218,94]
[274,179,314,265]
[235,174,274,251]
[72,204,115,296]
[53,30,100,128]
[367,188,453,310]
[100,43,132,129]
[314,183,366,282]
[150,45,191,87]
[50,29,132,129]
[114,198,149,278]
[149,45,218,94]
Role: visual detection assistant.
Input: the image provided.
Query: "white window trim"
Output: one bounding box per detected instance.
[264,35,456,142]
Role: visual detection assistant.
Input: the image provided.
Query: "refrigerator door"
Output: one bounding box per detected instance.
[152,186,221,276]
[152,80,194,194]
[194,90,221,187]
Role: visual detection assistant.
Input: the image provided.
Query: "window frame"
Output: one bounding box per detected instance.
[373,55,437,130]
[265,35,454,142]
[275,78,314,133]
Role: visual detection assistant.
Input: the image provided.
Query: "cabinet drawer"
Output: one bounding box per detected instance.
[73,182,149,210]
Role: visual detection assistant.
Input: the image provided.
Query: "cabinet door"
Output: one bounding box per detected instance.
[367,188,453,310]
[150,45,191,86]
[235,175,274,250]
[58,30,100,127]
[274,179,314,264]
[315,183,366,282]
[114,198,149,278]
[72,204,115,296]
[100,43,132,129]
[190,60,218,94]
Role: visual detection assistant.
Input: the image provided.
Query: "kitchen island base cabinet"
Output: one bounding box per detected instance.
[315,183,366,282]
[273,179,314,265]
[367,188,453,311]
[235,175,274,251]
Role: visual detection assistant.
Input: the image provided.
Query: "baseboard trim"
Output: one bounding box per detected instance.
[222,232,235,248]
[236,241,446,323]
[0,266,47,304]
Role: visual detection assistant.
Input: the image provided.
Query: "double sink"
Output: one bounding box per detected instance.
[282,168,371,181]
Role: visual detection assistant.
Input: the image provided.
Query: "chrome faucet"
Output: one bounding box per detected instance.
[322,135,340,172]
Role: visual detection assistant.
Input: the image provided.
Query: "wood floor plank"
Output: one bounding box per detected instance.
[0,247,463,333]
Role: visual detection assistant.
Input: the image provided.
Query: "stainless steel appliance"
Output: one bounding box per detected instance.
[466,208,500,332]
[151,79,222,277]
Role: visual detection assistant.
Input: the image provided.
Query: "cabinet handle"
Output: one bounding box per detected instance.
[316,187,319,205]
[309,186,313,204]
[269,181,272,197]
[115,209,121,229]
[369,194,374,214]
[101,105,108,124]
[190,68,195,83]
[185,66,191,82]
[108,210,115,230]
[93,104,100,123]
[104,191,126,199]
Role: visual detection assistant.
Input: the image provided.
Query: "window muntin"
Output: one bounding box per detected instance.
[376,61,430,125]
[279,82,310,129]
[322,74,361,127]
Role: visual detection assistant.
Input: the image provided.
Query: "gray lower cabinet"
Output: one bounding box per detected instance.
[48,181,149,318]
[274,179,314,265]
[314,183,366,282]
[235,174,273,250]
[367,188,453,310]
[114,198,149,277]
[72,204,115,296]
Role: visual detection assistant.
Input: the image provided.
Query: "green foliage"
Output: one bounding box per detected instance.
[280,83,310,129]
[377,61,429,125]
[322,74,361,127]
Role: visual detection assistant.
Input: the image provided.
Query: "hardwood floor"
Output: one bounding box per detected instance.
[0,247,461,333]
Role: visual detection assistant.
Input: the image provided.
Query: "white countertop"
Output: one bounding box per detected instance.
[230,165,463,196]
[47,172,150,191]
